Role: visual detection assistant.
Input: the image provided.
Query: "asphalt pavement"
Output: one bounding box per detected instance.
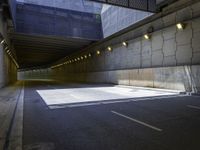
[22,80,200,150]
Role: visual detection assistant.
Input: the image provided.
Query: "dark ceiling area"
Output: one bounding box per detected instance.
[9,33,94,69]
[3,0,102,70]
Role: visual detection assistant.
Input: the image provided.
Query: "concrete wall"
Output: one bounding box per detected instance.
[16,0,102,14]
[18,68,52,80]
[0,46,18,87]
[50,66,200,93]
[16,2,103,40]
[0,13,18,88]
[44,0,200,93]
[101,5,152,37]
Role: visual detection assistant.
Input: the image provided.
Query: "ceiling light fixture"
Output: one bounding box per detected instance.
[96,50,101,55]
[0,39,5,45]
[107,46,112,51]
[122,41,128,47]
[144,34,150,40]
[176,23,185,30]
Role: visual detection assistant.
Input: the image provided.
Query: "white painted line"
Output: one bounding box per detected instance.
[187,105,200,110]
[111,110,162,132]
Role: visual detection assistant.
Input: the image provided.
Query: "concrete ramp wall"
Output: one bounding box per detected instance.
[18,0,200,93]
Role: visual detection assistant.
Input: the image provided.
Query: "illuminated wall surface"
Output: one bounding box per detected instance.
[101,5,152,37]
[16,0,102,14]
[14,0,152,39]
[15,0,103,40]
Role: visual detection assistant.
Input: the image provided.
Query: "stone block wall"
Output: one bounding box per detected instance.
[20,0,200,93]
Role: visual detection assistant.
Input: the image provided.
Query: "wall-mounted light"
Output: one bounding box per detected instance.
[84,55,87,59]
[77,57,80,61]
[0,39,5,45]
[81,56,84,60]
[107,46,112,51]
[144,34,150,40]
[75,58,77,61]
[88,53,92,57]
[176,23,185,30]
[5,46,9,50]
[122,41,128,47]
[96,50,101,55]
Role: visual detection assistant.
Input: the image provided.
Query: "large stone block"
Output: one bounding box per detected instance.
[191,2,200,17]
[176,44,192,65]
[192,18,200,32]
[192,52,200,64]
[163,26,176,40]
[129,69,139,86]
[116,70,130,85]
[163,55,177,66]
[142,39,151,47]
[176,23,192,45]
[142,44,152,58]
[142,59,151,68]
[192,32,200,52]
[153,66,189,91]
[152,31,163,51]
[163,38,176,56]
[133,55,141,68]
[128,39,141,54]
[152,50,164,66]
[108,71,118,84]
[138,68,154,87]
[191,65,200,92]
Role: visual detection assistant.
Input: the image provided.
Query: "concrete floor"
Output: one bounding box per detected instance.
[20,80,200,150]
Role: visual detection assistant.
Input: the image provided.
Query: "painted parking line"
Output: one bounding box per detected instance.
[111,110,162,132]
[187,105,200,110]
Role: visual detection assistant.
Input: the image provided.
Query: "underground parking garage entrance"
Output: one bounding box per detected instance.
[1,0,200,150]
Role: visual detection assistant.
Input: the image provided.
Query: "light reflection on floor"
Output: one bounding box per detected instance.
[36,85,180,109]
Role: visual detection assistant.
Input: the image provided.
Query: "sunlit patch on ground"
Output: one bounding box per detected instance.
[37,84,179,109]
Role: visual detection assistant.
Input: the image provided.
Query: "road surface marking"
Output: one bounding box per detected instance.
[187,105,200,110]
[111,110,162,132]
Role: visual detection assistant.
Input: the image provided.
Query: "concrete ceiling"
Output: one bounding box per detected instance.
[9,33,95,69]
